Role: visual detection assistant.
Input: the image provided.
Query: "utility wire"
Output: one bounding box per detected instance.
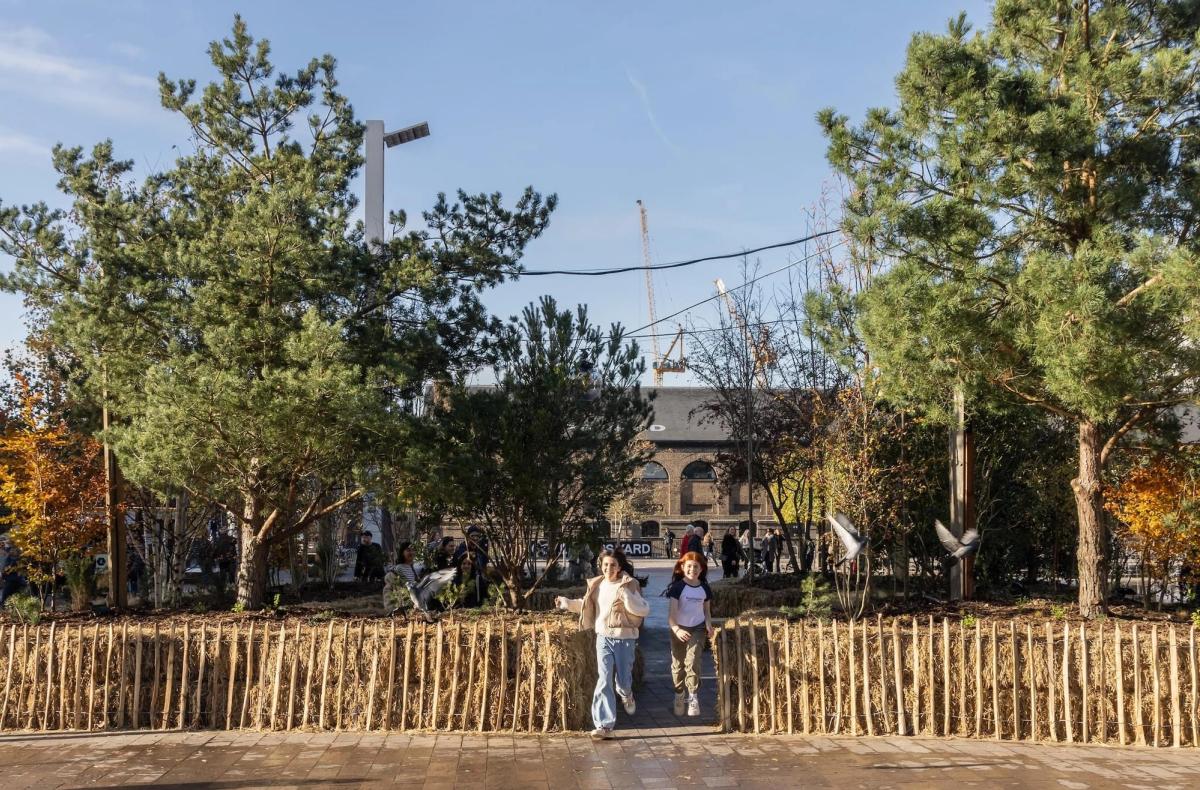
[517,228,841,276]
[625,239,847,336]
[625,317,800,339]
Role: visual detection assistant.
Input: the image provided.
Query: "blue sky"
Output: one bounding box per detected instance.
[0,0,991,382]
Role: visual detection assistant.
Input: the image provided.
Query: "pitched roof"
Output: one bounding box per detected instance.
[641,387,729,443]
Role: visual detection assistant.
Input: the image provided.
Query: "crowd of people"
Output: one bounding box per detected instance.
[667,523,793,579]
[373,526,493,614]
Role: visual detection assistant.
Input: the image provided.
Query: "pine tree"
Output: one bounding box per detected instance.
[0,18,555,608]
[820,1,1200,616]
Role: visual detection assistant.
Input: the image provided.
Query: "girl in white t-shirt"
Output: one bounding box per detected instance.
[666,551,715,717]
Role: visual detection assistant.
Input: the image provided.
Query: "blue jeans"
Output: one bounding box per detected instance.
[592,634,636,730]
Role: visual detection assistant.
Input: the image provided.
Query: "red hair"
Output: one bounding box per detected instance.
[671,551,708,584]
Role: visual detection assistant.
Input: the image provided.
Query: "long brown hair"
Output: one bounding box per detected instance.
[671,551,708,585]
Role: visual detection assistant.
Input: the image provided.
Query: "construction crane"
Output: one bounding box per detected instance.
[715,277,774,388]
[637,200,686,386]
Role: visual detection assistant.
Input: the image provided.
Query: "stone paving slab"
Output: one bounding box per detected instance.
[1,729,1200,789]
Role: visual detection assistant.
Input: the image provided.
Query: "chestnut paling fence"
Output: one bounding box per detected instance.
[0,616,594,733]
[715,616,1200,747]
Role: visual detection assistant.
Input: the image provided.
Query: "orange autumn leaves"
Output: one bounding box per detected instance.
[0,373,106,583]
[1106,455,1200,587]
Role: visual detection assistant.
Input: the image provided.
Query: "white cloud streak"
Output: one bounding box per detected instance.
[0,127,46,158]
[625,69,679,154]
[0,25,161,121]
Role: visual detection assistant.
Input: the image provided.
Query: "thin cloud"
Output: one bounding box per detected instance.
[625,69,679,153]
[0,25,161,120]
[0,128,46,158]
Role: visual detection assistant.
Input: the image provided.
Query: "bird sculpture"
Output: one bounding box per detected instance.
[828,512,868,565]
[407,567,457,622]
[933,519,980,560]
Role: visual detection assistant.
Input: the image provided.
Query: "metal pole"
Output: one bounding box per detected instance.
[364,120,385,248]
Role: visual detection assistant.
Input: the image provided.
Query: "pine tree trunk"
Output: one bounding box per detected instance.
[1072,420,1107,619]
[236,532,269,610]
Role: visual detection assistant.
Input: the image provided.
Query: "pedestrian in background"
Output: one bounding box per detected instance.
[720,527,740,579]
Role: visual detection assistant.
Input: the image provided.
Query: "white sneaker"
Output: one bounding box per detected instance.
[590,726,613,739]
[687,694,700,717]
[673,692,686,716]
[618,691,636,715]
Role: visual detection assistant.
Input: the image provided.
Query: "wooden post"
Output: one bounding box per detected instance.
[959,621,968,736]
[1046,622,1057,742]
[494,620,506,731]
[285,623,300,730]
[1026,623,1036,741]
[57,625,68,729]
[847,619,857,736]
[0,625,14,729]
[335,622,350,730]
[385,619,398,730]
[1010,621,1019,741]
[25,625,40,730]
[973,620,982,737]
[477,620,491,733]
[943,618,951,737]
[269,623,286,730]
[785,620,796,735]
[765,620,778,733]
[72,625,84,730]
[99,623,114,728]
[893,619,906,736]
[861,619,873,737]
[226,624,239,730]
[876,616,891,734]
[115,623,129,730]
[1080,623,1089,743]
[511,623,524,732]
[831,619,842,735]
[524,623,538,732]
[431,622,445,730]
[1152,625,1163,747]
[162,624,177,730]
[447,621,462,730]
[541,627,554,733]
[416,623,429,729]
[209,624,223,728]
[911,617,921,734]
[817,620,827,735]
[176,623,190,729]
[1097,623,1107,744]
[736,619,747,732]
[194,623,207,729]
[1133,623,1146,746]
[928,616,936,735]
[365,629,380,730]
[130,626,142,730]
[254,624,270,729]
[1190,626,1198,748]
[990,621,999,739]
[401,620,415,730]
[1115,623,1126,746]
[238,623,255,729]
[298,624,316,729]
[148,623,160,729]
[1062,622,1072,744]
[86,624,99,730]
[42,622,56,730]
[1170,626,1181,748]
[720,626,732,731]
[318,621,334,730]
[749,621,762,734]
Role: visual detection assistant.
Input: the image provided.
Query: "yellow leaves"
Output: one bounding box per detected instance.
[0,372,106,582]
[1105,455,1200,579]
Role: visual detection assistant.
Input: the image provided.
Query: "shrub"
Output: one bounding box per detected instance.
[4,592,42,624]
[62,555,96,612]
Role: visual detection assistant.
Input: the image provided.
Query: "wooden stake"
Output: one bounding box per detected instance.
[477,620,490,732]
[162,624,177,730]
[116,623,129,729]
[269,623,286,730]
[1170,626,1181,748]
[0,625,14,729]
[818,619,828,734]
[254,623,270,730]
[1046,622,1057,742]
[765,620,778,733]
[86,624,99,730]
[318,620,334,730]
[42,622,56,730]
[861,619,873,737]
[877,615,891,734]
[973,620,982,738]
[335,621,349,730]
[911,617,921,734]
[365,628,380,730]
[447,621,462,730]
[57,625,68,729]
[493,620,506,731]
[846,619,857,736]
[401,620,415,730]
[785,619,796,734]
[149,623,160,730]
[1097,623,1107,744]
[239,623,255,730]
[542,627,554,733]
[719,626,731,731]
[989,621,999,739]
[1026,623,1036,741]
[959,621,967,736]
[301,624,317,729]
[1062,622,1072,744]
[1010,621,1019,741]
[462,620,478,730]
[177,622,189,729]
[1080,623,1089,743]
[416,623,429,729]
[749,621,762,734]
[285,623,300,730]
[208,624,222,728]
[431,622,445,730]
[1152,625,1162,747]
[1133,623,1146,746]
[226,624,239,730]
[1115,623,1126,745]
[25,625,40,730]
[525,624,539,732]
[1190,626,1198,748]
[943,618,951,737]
[928,616,936,735]
[74,625,85,730]
[736,619,746,732]
[385,619,398,730]
[100,623,114,729]
[893,619,906,736]
[192,624,206,728]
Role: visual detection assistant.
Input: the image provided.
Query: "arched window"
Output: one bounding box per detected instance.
[642,461,668,481]
[681,460,717,481]
[640,519,661,537]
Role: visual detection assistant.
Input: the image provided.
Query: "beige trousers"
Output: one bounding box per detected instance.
[670,624,707,695]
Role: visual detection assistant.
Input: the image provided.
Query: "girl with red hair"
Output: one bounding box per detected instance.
[666,551,715,717]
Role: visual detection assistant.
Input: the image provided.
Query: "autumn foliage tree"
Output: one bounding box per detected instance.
[1105,455,1200,608]
[0,373,106,588]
